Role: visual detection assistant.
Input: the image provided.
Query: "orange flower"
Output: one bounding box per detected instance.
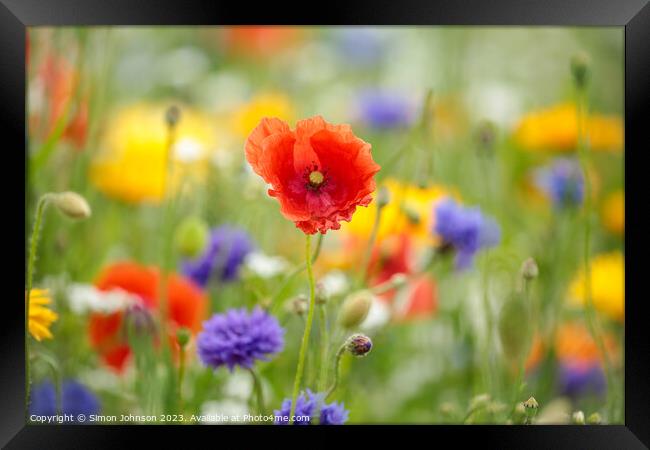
[245,116,381,234]
[88,262,208,372]
[223,26,302,57]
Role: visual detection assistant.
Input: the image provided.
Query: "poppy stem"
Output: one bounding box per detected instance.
[288,234,317,424]
[249,367,265,414]
[25,194,53,419]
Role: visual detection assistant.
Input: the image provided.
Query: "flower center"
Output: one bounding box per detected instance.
[309,170,325,186]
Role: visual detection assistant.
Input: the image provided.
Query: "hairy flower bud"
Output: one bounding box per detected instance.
[288,295,308,316]
[345,333,373,357]
[315,282,328,305]
[338,290,373,329]
[570,52,590,89]
[572,410,585,425]
[165,105,181,128]
[52,191,91,219]
[175,216,209,258]
[520,257,539,280]
[376,186,390,209]
[176,327,191,348]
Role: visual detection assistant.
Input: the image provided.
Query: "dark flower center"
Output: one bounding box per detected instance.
[304,162,329,191]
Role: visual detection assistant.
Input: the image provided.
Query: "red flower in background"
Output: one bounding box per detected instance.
[223,26,302,57]
[88,262,208,372]
[246,116,381,234]
[30,54,89,150]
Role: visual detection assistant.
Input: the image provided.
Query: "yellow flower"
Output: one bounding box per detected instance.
[231,93,294,138]
[568,252,624,322]
[90,103,218,204]
[602,190,624,236]
[513,103,623,153]
[27,289,59,341]
[343,178,455,244]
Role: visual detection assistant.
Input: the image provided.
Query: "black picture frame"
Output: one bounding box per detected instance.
[3,0,648,447]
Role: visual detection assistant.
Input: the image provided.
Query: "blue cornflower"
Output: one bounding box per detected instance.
[273,390,350,425]
[29,380,100,420]
[181,225,254,287]
[558,363,606,400]
[334,28,389,66]
[434,198,500,269]
[534,158,584,209]
[197,307,284,372]
[357,90,415,130]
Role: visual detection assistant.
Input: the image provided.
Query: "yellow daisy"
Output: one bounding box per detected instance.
[90,103,218,204]
[568,252,624,322]
[27,289,59,341]
[513,103,623,153]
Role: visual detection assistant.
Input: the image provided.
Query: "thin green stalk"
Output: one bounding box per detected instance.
[249,368,265,414]
[317,305,329,392]
[288,234,317,424]
[325,343,346,400]
[25,194,53,418]
[178,346,186,412]
[575,88,617,421]
[510,279,534,417]
[480,251,496,396]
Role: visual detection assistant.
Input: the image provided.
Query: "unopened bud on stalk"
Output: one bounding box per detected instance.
[288,295,308,316]
[174,216,209,258]
[338,290,373,328]
[344,333,373,357]
[523,396,539,422]
[315,282,328,305]
[587,412,602,424]
[476,120,497,153]
[402,206,421,225]
[377,186,390,209]
[469,393,491,410]
[176,327,191,348]
[520,257,539,281]
[570,52,590,89]
[165,105,181,128]
[52,192,91,219]
[572,410,585,425]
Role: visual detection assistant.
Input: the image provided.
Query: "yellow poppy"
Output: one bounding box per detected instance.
[90,103,218,204]
[231,92,294,138]
[602,190,624,236]
[27,289,59,341]
[568,252,624,322]
[513,103,623,153]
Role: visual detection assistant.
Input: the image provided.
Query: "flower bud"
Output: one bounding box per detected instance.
[315,282,328,305]
[174,216,209,258]
[520,257,539,280]
[587,412,602,424]
[52,191,91,219]
[498,295,528,363]
[469,393,491,410]
[176,327,191,348]
[122,303,155,337]
[345,333,372,357]
[523,397,539,419]
[570,52,590,89]
[377,186,390,209]
[338,290,373,329]
[288,295,308,316]
[572,410,585,425]
[475,120,497,153]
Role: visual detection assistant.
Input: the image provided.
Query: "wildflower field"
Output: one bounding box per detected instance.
[25,27,624,425]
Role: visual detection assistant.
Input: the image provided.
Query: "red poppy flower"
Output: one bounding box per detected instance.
[246,116,380,234]
[88,261,208,372]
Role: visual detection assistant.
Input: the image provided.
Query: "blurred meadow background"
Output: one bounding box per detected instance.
[26,26,624,425]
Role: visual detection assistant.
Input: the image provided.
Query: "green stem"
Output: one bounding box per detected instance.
[178,347,186,412]
[317,305,329,392]
[25,194,53,419]
[510,279,533,417]
[288,234,317,424]
[480,251,496,396]
[575,88,617,421]
[249,368,265,414]
[325,343,346,400]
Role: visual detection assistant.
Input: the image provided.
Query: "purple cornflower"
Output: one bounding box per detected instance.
[29,380,100,420]
[357,90,415,129]
[534,158,584,209]
[197,307,284,371]
[181,225,254,287]
[434,198,500,269]
[334,28,389,66]
[273,390,350,425]
[558,362,606,399]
